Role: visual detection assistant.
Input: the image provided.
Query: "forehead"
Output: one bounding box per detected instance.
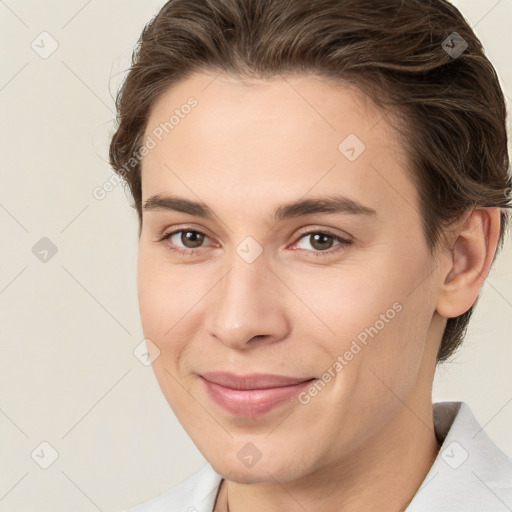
[140,71,415,223]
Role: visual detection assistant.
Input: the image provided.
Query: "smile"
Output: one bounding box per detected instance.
[200,372,316,417]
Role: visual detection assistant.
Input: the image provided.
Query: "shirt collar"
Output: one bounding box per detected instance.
[405,401,512,511]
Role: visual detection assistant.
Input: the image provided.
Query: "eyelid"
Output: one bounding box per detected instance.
[292,226,353,243]
[157,224,214,243]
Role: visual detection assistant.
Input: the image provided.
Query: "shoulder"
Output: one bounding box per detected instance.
[123,463,223,512]
[406,401,512,511]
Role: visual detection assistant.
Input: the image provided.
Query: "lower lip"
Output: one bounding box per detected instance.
[201,377,315,417]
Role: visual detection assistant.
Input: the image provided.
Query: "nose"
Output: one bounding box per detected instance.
[206,253,291,350]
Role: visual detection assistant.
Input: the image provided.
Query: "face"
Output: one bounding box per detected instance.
[137,71,443,484]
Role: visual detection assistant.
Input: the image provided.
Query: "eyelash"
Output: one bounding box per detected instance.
[157,227,352,257]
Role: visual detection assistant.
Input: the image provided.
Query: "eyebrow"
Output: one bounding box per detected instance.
[142,193,377,221]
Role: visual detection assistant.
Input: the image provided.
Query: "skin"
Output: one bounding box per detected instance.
[136,71,501,512]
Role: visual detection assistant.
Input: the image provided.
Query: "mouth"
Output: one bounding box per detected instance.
[200,372,316,417]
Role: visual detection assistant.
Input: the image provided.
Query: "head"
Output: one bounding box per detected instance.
[109,0,511,483]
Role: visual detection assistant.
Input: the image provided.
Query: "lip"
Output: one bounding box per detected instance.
[200,372,316,416]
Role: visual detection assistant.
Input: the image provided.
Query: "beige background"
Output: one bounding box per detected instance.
[0,1,511,511]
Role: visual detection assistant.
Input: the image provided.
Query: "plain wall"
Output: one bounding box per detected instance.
[0,1,511,510]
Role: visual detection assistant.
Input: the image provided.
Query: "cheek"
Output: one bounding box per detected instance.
[137,249,201,331]
[279,257,403,348]
[136,254,198,409]
[137,253,192,359]
[345,269,435,399]
[293,250,433,375]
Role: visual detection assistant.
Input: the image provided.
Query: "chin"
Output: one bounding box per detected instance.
[209,449,312,485]
[213,464,293,485]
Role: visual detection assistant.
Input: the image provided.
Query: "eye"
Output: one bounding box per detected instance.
[158,228,212,255]
[157,226,352,257]
[292,229,352,256]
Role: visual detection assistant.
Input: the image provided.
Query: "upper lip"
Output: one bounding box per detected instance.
[201,372,315,390]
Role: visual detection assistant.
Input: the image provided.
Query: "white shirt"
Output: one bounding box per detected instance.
[124,401,512,511]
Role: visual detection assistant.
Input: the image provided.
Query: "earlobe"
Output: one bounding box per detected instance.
[435,208,501,319]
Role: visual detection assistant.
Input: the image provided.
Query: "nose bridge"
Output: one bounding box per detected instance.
[207,251,289,348]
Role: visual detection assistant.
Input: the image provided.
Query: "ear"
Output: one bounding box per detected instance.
[436,208,501,318]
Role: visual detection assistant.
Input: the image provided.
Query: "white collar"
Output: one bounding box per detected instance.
[405,401,512,511]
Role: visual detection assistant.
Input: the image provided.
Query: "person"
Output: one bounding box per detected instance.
[109,0,512,510]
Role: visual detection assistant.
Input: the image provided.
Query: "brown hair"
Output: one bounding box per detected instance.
[109,0,511,363]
